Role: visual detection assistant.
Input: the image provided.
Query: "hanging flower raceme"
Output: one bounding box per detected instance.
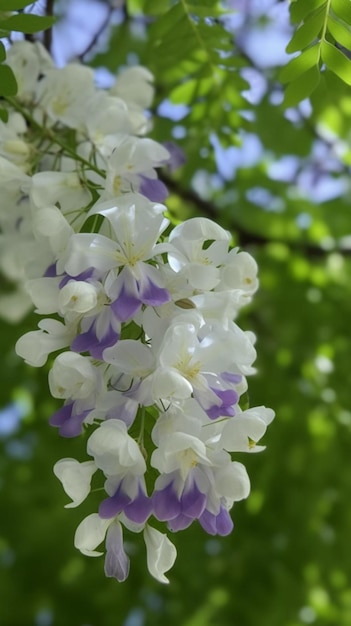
[2,40,275,585]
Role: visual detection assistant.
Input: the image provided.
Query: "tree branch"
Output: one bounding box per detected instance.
[43,0,54,53]
[78,4,114,62]
[160,172,351,257]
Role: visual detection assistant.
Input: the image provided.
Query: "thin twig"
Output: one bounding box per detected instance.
[78,4,114,62]
[43,0,54,53]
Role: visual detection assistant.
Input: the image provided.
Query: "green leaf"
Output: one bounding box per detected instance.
[331,0,351,23]
[142,0,167,15]
[0,107,8,122]
[290,0,327,24]
[170,75,213,104]
[186,4,224,17]
[239,391,250,411]
[321,39,351,85]
[189,0,221,6]
[149,2,185,40]
[327,13,351,50]
[0,64,17,96]
[283,65,321,106]
[279,44,320,83]
[286,9,325,53]
[0,13,55,33]
[0,40,6,62]
[0,0,36,8]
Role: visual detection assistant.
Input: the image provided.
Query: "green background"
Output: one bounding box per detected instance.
[1,1,351,625]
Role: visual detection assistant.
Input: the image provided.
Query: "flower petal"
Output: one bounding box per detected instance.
[144,525,177,584]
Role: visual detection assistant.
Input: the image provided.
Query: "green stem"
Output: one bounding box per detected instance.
[320,0,332,43]
[5,96,105,178]
[138,407,145,447]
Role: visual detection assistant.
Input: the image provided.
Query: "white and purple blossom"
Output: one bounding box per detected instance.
[8,41,275,585]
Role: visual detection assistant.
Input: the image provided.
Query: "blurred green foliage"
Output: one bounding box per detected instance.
[2,1,351,625]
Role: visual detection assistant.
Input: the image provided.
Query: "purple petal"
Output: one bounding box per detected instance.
[59,268,95,288]
[104,522,130,582]
[140,176,169,202]
[71,321,120,360]
[181,484,207,518]
[196,387,238,420]
[163,141,186,173]
[44,263,57,277]
[125,488,153,524]
[220,372,242,384]
[216,507,234,536]
[49,402,90,438]
[111,276,141,322]
[49,402,73,427]
[199,507,234,536]
[199,509,217,535]
[105,398,138,428]
[168,514,194,532]
[99,487,132,519]
[153,482,181,521]
[139,278,170,307]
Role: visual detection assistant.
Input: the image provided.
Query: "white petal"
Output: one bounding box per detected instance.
[15,321,72,367]
[53,458,97,508]
[215,461,250,502]
[169,217,231,244]
[58,281,98,315]
[144,526,177,584]
[186,262,220,290]
[87,420,146,476]
[49,352,98,400]
[74,513,111,557]
[25,277,61,314]
[151,367,193,401]
[64,232,118,276]
[104,340,155,377]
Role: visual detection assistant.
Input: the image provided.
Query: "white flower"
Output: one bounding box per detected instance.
[15,319,75,367]
[49,352,99,400]
[144,525,177,584]
[151,431,212,481]
[168,217,231,291]
[111,66,154,108]
[31,206,73,264]
[217,249,259,299]
[58,281,100,316]
[31,171,92,214]
[221,406,275,453]
[0,113,31,168]
[0,155,30,213]
[65,193,169,277]
[102,135,169,199]
[82,91,131,146]
[87,420,146,476]
[35,64,95,128]
[75,514,130,581]
[152,316,255,410]
[53,458,97,508]
[6,40,53,103]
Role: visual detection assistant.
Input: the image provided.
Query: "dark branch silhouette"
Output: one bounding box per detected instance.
[160,172,351,257]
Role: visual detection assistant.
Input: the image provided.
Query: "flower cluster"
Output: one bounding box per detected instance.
[2,41,274,584]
